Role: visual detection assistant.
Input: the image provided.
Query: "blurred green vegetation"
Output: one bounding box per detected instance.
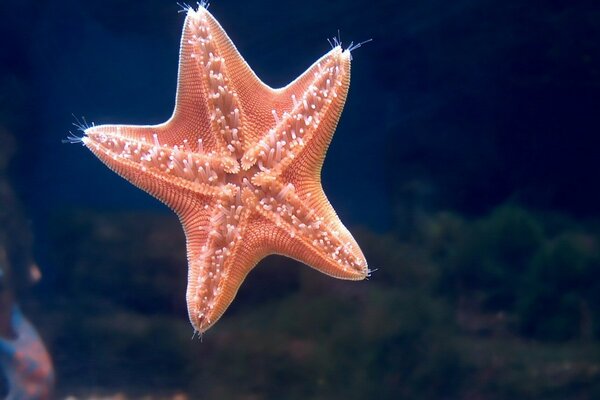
[423,205,600,342]
[40,204,600,399]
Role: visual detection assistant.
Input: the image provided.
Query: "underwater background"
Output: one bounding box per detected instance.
[1,0,599,398]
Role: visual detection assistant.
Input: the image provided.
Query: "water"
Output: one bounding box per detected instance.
[0,0,598,398]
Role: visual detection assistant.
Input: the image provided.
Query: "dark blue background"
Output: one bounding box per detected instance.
[2,0,598,236]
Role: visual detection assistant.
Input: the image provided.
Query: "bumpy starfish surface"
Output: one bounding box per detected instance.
[80,4,369,333]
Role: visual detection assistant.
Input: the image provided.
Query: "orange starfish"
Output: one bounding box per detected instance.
[79,4,369,333]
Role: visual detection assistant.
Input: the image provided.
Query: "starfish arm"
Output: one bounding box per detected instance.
[168,8,251,166]
[293,187,369,279]
[274,227,367,280]
[251,182,368,280]
[166,10,215,148]
[240,47,351,183]
[280,50,351,180]
[197,7,276,147]
[83,125,236,210]
[179,196,270,333]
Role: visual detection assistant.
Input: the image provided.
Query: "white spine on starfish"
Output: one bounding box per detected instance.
[253,182,365,273]
[194,198,244,322]
[188,11,244,165]
[241,51,344,176]
[84,129,240,194]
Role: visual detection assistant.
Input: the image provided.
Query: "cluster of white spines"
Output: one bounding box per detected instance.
[188,10,243,165]
[194,199,244,323]
[242,55,344,180]
[88,130,237,193]
[255,183,365,274]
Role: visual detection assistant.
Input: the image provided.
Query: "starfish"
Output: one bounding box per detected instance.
[77,4,369,333]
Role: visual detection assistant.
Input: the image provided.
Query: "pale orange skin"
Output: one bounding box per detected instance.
[83,5,369,334]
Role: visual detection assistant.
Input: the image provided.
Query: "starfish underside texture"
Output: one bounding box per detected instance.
[81,5,369,333]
